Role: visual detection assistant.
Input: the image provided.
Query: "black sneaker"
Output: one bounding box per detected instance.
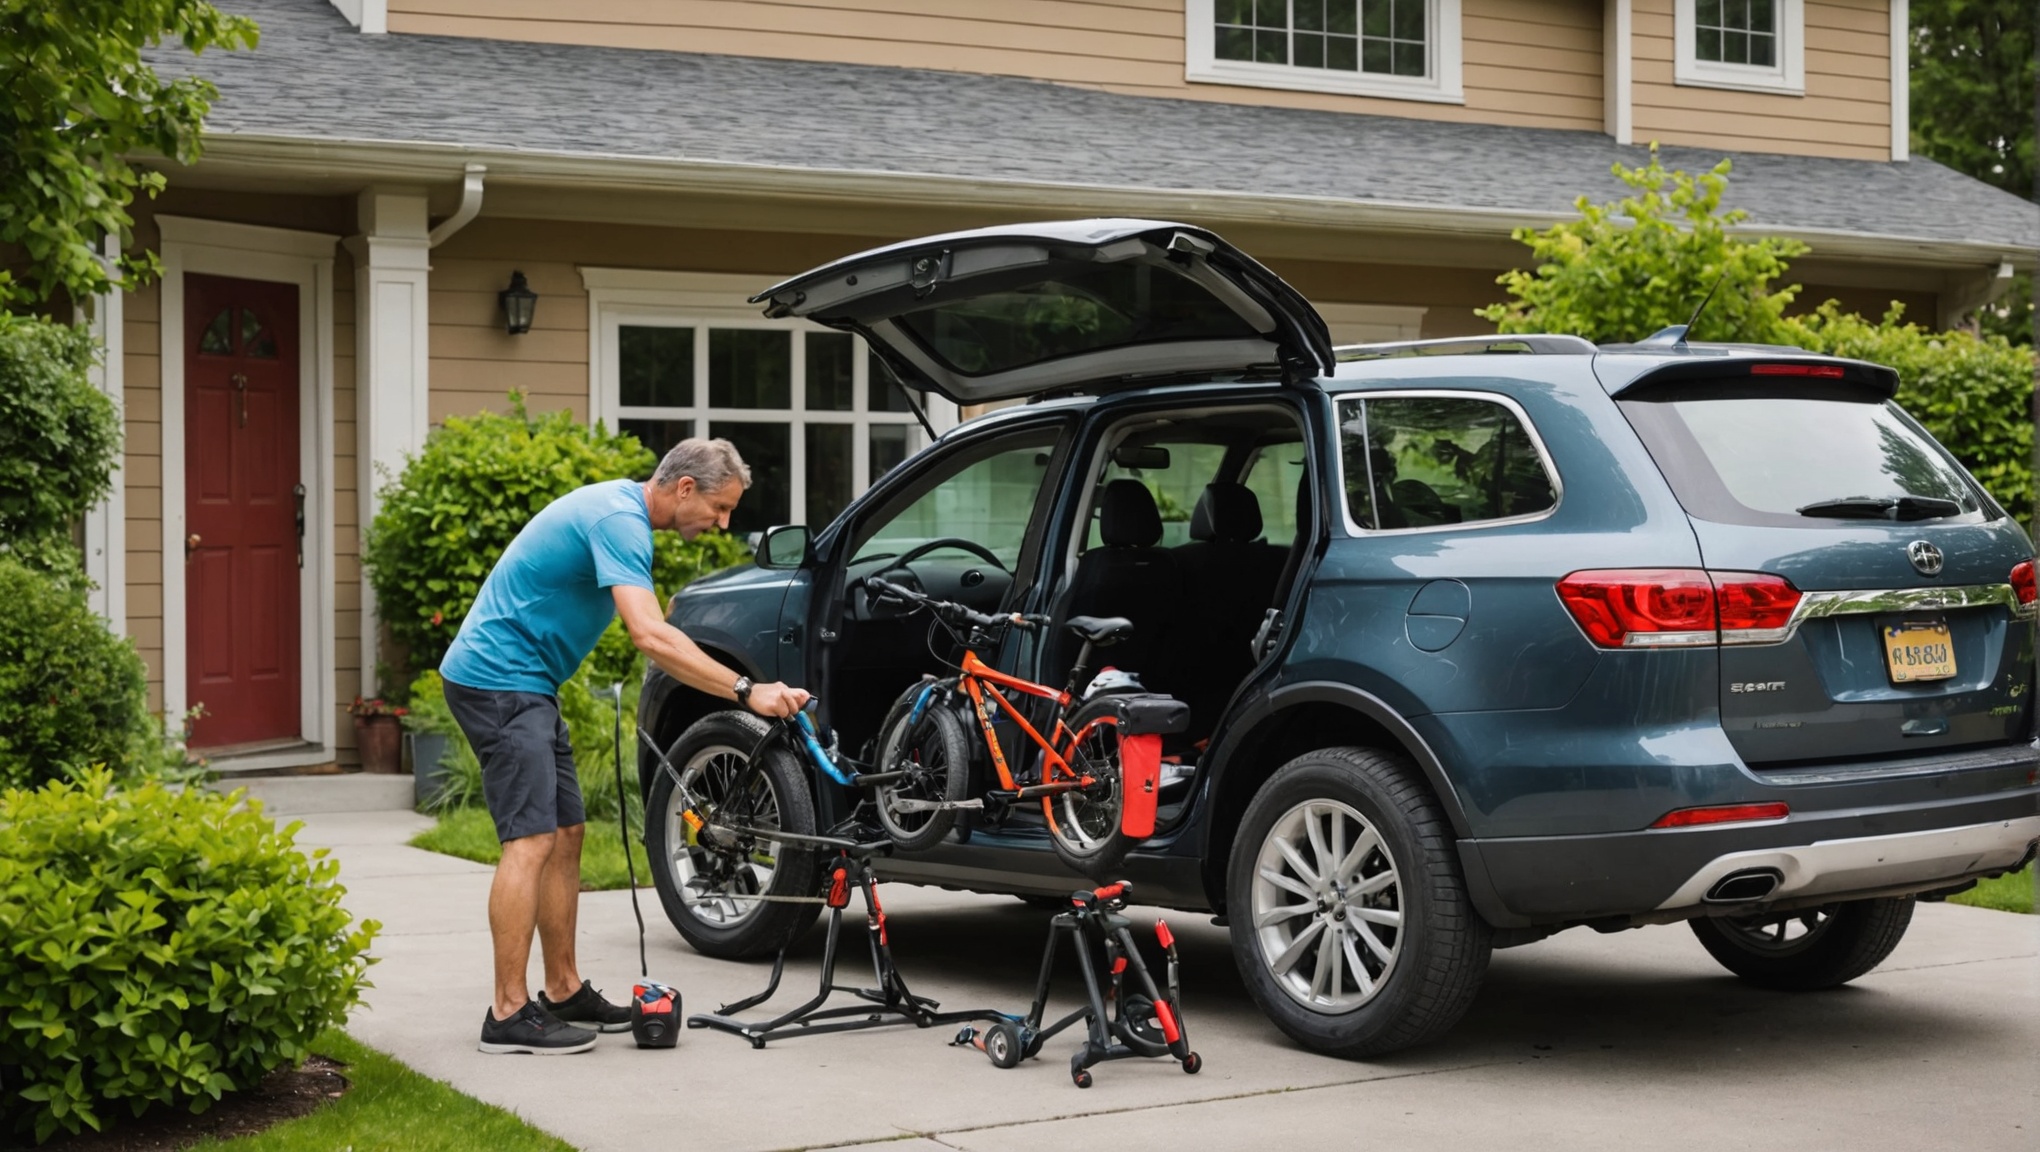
[537,982,633,1033]
[478,1001,598,1054]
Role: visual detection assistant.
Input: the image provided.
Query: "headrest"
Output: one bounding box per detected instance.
[1189,482,1264,543]
[1099,479,1163,548]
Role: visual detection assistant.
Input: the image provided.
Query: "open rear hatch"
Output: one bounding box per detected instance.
[751,219,1336,405]
[1603,350,2038,774]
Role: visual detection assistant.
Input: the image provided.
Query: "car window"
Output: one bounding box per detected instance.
[1243,444,1307,545]
[1338,395,1557,530]
[1619,394,1988,528]
[1083,442,1230,550]
[851,428,1062,567]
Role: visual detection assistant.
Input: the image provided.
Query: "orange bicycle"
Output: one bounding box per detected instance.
[864,576,1189,876]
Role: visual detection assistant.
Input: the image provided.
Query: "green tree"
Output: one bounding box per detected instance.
[1475,146,1808,345]
[0,0,257,308]
[0,314,120,582]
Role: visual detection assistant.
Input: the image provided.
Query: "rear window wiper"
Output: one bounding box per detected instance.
[1795,495,1964,521]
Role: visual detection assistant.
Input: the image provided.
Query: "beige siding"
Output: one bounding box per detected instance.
[123,278,165,713]
[390,0,1608,133]
[1631,0,1893,160]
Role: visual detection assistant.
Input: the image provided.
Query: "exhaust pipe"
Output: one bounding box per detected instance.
[1704,868,1783,903]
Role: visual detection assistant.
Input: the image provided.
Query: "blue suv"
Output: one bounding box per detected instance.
[637,219,2039,1057]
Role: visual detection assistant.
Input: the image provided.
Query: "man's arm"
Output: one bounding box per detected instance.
[612,585,808,718]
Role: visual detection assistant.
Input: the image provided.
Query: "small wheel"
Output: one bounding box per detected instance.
[874,689,971,852]
[982,1020,1024,1069]
[1072,1068,1093,1089]
[1182,1051,1202,1075]
[1048,697,1139,878]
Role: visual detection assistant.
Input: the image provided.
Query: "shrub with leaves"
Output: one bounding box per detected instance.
[0,770,378,1143]
[363,393,751,673]
[1477,145,1808,345]
[0,557,153,790]
[1788,301,2035,513]
[0,315,121,582]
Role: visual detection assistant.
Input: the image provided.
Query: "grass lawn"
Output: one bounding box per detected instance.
[1947,861,2035,915]
[193,1030,571,1151]
[410,806,651,891]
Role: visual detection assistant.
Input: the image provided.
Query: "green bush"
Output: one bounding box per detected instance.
[0,314,121,582]
[0,557,153,790]
[0,770,378,1143]
[1476,145,1808,345]
[363,393,750,674]
[1788,302,2035,513]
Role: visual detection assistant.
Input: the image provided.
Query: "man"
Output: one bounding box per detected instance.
[440,437,809,1055]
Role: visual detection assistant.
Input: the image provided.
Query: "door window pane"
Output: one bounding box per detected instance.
[806,424,854,528]
[1338,396,1556,530]
[1245,444,1309,545]
[854,429,1061,568]
[869,424,912,486]
[806,331,855,411]
[709,329,791,409]
[619,419,694,474]
[620,326,693,408]
[710,421,790,534]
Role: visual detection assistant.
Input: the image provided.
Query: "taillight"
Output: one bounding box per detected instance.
[1650,802,1790,829]
[1557,569,1803,649]
[2013,560,2036,606]
[1556,569,1716,648]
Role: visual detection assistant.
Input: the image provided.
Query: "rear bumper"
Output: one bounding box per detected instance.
[1459,786,2040,928]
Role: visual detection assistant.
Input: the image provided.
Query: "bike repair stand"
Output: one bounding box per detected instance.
[954,882,1201,1087]
[687,829,1005,1048]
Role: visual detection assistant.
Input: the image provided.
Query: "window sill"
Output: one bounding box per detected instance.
[1186,60,1465,105]
[1673,62,1804,97]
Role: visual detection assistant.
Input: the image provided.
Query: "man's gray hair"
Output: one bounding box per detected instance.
[652,437,751,492]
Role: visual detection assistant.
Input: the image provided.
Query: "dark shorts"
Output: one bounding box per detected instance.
[442,678,585,843]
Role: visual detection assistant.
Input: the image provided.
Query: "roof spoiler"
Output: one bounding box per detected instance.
[1335,334,1596,362]
[1606,353,1900,401]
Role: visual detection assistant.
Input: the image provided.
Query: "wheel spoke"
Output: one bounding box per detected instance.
[1255,902,1316,929]
[1334,828,1381,885]
[1258,866,1316,901]
[1348,868,1396,898]
[1268,918,1327,977]
[1342,933,1373,997]
[1304,808,1333,875]
[1349,905,1402,928]
[1274,838,1320,888]
[1354,919,1395,964]
[1310,925,1341,999]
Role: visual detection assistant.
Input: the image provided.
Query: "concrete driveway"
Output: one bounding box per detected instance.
[294,808,2038,1152]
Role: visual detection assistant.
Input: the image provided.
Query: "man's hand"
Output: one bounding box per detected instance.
[613,586,810,714]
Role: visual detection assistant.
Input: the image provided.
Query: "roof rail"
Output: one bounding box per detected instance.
[1333,334,1597,362]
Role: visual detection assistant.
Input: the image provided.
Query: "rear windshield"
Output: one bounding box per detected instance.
[895,262,1259,377]
[1619,395,1991,528]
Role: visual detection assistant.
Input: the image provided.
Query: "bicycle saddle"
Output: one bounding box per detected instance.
[1064,615,1134,645]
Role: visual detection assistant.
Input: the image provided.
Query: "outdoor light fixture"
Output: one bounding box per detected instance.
[499,271,537,335]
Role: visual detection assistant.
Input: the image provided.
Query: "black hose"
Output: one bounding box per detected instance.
[613,681,648,979]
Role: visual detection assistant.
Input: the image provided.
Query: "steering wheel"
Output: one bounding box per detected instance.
[889,537,1007,571]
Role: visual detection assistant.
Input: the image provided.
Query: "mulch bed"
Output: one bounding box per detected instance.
[34,1056,351,1151]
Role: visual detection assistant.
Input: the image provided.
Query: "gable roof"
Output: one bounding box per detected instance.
[163,0,2038,261]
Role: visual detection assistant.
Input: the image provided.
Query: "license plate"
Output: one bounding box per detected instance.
[1883,619,1956,683]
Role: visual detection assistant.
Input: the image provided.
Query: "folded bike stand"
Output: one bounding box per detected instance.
[687,830,1004,1048]
[954,882,1201,1087]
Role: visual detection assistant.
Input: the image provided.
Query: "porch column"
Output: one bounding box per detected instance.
[345,187,433,696]
[80,234,127,632]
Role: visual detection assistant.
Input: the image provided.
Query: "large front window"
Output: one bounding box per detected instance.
[1186,0,1463,103]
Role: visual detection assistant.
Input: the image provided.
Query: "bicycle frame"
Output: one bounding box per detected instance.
[951,649,1112,800]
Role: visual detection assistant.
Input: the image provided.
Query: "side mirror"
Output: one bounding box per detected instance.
[756,524,812,570]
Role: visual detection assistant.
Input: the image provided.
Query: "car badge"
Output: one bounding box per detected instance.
[1906,540,1944,576]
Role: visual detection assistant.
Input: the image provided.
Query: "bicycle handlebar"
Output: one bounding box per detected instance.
[866,575,1049,634]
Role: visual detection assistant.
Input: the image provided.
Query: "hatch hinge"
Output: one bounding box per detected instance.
[910,250,952,297]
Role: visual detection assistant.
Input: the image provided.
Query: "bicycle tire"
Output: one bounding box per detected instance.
[1047,696,1138,878]
[874,686,972,852]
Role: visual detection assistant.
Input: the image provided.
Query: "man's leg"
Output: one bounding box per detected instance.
[489,830,556,1020]
[537,822,585,1002]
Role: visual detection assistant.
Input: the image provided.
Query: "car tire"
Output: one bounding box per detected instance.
[1688,897,1914,990]
[873,691,971,852]
[1226,746,1491,1058]
[644,710,822,960]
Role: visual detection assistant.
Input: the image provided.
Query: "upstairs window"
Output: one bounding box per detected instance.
[1674,0,1803,95]
[1187,0,1464,104]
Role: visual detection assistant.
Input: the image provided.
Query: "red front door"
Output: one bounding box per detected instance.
[185,274,301,750]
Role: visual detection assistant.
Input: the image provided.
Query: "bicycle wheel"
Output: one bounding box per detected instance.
[1047,696,1137,877]
[874,689,971,852]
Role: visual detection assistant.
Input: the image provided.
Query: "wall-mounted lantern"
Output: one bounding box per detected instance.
[499,271,537,335]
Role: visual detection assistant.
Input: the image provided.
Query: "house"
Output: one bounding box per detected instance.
[88,0,2034,770]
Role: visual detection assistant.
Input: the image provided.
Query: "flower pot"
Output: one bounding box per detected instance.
[354,714,404,773]
[407,731,452,808]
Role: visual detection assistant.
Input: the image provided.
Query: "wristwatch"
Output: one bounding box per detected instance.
[732,676,753,707]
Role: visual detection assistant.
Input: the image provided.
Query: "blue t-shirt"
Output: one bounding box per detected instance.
[441,479,654,694]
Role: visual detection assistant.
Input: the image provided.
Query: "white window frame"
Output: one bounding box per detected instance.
[581,269,957,530]
[1674,0,1805,96]
[1185,0,1465,105]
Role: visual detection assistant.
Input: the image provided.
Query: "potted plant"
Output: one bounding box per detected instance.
[349,696,408,773]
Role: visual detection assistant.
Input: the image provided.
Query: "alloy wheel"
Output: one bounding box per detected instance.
[1250,798,1404,1013]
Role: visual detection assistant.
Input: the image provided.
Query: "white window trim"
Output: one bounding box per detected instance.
[1674,0,1805,96]
[580,269,958,530]
[157,215,339,771]
[1185,0,1466,105]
